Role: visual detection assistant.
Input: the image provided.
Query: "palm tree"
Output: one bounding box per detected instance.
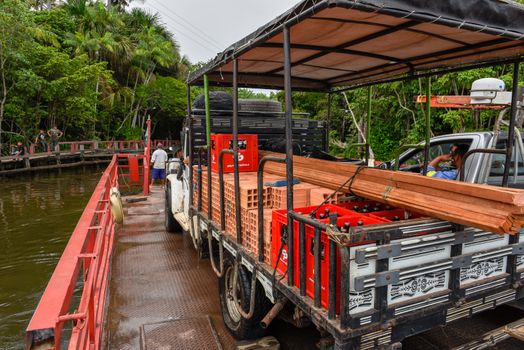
[129,25,178,127]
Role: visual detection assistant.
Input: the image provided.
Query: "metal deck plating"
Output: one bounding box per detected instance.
[103,188,235,349]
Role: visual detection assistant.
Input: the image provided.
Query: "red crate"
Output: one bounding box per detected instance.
[271,204,358,277]
[368,208,423,221]
[210,134,258,173]
[304,214,389,310]
[271,204,392,313]
[337,199,387,213]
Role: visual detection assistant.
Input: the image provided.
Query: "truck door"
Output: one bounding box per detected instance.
[396,134,482,181]
[485,138,524,188]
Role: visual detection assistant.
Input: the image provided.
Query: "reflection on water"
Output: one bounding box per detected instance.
[0,168,101,349]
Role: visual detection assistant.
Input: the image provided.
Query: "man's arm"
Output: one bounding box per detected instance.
[428,154,451,171]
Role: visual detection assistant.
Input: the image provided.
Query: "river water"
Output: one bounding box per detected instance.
[0,168,101,349]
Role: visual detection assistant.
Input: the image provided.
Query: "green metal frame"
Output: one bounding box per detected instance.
[204,74,211,148]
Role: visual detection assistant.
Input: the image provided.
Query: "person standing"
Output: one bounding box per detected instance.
[35,129,48,152]
[47,125,63,152]
[151,143,168,187]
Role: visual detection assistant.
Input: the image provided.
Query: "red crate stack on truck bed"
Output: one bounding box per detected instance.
[271,201,423,312]
[210,134,258,173]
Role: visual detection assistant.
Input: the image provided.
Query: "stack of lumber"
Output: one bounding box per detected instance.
[260,151,524,234]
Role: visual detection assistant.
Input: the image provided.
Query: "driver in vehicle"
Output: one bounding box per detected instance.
[426,143,469,180]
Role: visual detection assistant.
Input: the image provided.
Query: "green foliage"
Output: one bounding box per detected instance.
[0,0,189,154]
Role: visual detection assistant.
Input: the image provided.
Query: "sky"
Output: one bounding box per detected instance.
[130,0,302,64]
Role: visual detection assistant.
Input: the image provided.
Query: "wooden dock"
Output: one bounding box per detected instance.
[0,151,114,176]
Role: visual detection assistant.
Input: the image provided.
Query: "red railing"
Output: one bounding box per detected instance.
[25,153,148,349]
[27,139,179,155]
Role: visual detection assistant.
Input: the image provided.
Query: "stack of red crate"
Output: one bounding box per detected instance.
[271,202,392,311]
[210,134,258,173]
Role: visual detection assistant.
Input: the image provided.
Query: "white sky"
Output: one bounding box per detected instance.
[130,0,301,64]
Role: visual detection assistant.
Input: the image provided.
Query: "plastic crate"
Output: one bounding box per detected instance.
[271,204,358,277]
[210,134,258,173]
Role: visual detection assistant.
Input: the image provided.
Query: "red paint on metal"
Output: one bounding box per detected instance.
[128,156,140,183]
[143,117,152,196]
[23,139,179,156]
[415,95,505,109]
[26,151,150,350]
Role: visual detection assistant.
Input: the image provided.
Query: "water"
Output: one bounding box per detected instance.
[0,168,101,349]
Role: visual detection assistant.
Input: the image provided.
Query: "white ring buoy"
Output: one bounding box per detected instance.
[110,187,124,224]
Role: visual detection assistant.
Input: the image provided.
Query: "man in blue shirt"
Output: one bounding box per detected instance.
[426,143,469,180]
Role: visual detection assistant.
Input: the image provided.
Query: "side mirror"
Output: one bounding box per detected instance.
[176,162,185,181]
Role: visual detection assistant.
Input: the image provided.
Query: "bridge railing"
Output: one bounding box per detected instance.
[25,153,148,349]
[27,139,180,155]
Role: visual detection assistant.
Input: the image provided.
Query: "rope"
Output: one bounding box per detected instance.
[324,224,346,246]
[309,165,366,218]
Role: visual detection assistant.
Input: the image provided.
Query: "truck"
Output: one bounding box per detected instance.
[165,1,524,348]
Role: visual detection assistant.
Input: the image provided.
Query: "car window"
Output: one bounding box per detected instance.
[489,140,524,177]
[399,140,472,170]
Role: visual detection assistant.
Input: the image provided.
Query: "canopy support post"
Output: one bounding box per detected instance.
[326,92,332,153]
[284,25,295,287]
[204,75,212,221]
[502,60,521,187]
[366,86,372,164]
[232,59,242,243]
[422,77,431,176]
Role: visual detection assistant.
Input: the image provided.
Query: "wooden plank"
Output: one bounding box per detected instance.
[260,151,524,234]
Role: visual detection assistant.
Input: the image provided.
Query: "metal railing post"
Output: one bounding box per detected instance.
[218,148,234,231]
[422,77,431,175]
[503,60,521,187]
[257,156,286,262]
[284,25,295,286]
[232,59,242,243]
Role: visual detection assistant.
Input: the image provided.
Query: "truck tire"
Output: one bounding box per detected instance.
[165,184,182,233]
[219,256,271,340]
[192,91,233,111]
[239,99,282,113]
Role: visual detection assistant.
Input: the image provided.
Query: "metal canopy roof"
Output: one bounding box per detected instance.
[188,0,524,92]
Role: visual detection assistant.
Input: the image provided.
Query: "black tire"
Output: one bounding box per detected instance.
[239,99,282,113]
[218,256,271,340]
[192,91,233,111]
[165,184,182,233]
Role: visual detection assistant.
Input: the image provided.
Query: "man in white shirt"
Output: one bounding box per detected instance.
[151,143,168,187]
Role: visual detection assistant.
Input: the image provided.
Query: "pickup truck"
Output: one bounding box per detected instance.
[165,104,524,348]
[395,131,524,188]
[164,1,524,348]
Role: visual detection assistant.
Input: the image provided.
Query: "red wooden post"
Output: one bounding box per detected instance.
[143,116,151,195]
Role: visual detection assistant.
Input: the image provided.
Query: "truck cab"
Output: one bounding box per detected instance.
[396,131,524,187]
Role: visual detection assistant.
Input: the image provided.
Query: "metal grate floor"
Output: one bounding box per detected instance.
[103,187,236,349]
[141,316,222,350]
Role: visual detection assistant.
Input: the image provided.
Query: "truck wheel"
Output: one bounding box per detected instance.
[165,184,181,233]
[219,256,271,340]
